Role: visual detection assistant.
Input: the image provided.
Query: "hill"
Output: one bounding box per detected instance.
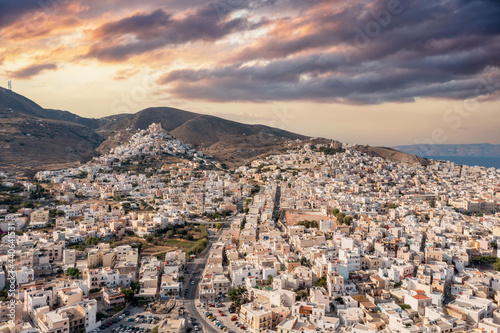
[0,87,433,172]
[0,87,104,173]
[354,146,429,165]
[0,87,101,128]
[96,107,307,166]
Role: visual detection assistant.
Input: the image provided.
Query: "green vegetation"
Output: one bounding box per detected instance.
[317,147,345,155]
[229,287,248,309]
[202,210,232,220]
[400,304,411,310]
[85,236,100,246]
[120,287,135,302]
[97,312,107,321]
[66,267,80,278]
[296,220,319,228]
[470,256,497,266]
[295,289,308,301]
[383,203,399,209]
[49,208,65,218]
[335,212,353,226]
[300,257,311,268]
[250,185,261,195]
[316,276,327,288]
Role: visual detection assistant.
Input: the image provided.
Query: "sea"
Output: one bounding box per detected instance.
[425,156,500,170]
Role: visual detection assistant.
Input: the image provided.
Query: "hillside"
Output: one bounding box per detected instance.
[97,107,307,166]
[0,113,103,173]
[0,87,104,173]
[394,143,500,157]
[0,87,101,128]
[354,146,429,166]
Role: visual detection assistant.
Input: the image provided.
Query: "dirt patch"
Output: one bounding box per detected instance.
[283,210,329,225]
[141,245,177,256]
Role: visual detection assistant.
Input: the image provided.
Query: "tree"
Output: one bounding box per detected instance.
[300,257,311,267]
[121,288,135,302]
[295,290,308,301]
[316,277,327,288]
[429,199,436,208]
[49,208,58,218]
[97,312,107,321]
[66,268,80,278]
[130,282,140,293]
[267,275,274,284]
[331,208,340,215]
[494,259,500,271]
[296,220,319,228]
[343,215,353,226]
[85,236,100,246]
[215,222,222,231]
[400,304,411,310]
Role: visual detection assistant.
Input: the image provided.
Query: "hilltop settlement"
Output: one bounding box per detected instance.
[1,123,500,333]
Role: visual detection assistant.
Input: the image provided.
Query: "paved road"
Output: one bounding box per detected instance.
[184,229,223,333]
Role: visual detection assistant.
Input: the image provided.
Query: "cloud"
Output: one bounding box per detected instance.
[0,0,43,29]
[155,0,500,104]
[10,63,58,79]
[85,5,267,62]
[157,47,500,104]
[113,67,140,80]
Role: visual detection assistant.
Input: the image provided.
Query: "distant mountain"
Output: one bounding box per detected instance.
[0,87,101,128]
[0,87,430,173]
[0,87,104,173]
[394,143,500,157]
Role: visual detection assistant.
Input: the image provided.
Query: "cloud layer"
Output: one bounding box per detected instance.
[0,0,499,103]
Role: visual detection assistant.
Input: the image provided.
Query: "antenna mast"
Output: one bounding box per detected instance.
[7,80,12,90]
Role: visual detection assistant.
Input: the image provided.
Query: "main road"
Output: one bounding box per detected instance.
[184,226,224,333]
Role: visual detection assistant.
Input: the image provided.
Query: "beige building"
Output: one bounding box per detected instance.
[0,318,23,333]
[63,250,76,266]
[103,289,125,308]
[158,318,185,333]
[239,302,272,333]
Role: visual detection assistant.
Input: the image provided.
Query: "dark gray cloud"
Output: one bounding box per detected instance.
[86,4,266,62]
[157,0,500,104]
[158,43,500,104]
[10,63,58,79]
[0,0,42,28]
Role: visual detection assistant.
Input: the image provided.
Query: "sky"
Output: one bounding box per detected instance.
[0,0,499,147]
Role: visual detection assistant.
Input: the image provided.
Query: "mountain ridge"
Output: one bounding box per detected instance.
[0,87,429,172]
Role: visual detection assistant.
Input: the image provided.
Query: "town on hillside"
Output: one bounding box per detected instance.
[1,123,500,333]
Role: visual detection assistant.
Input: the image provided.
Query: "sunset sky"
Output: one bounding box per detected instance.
[1,0,499,146]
